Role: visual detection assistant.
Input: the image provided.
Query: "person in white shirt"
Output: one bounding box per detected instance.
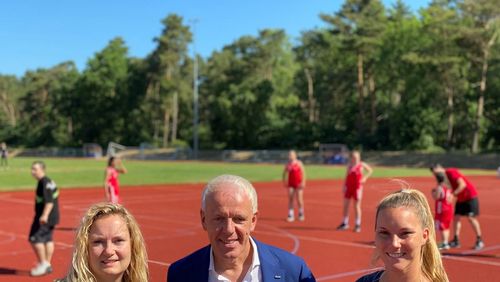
[167,174,316,282]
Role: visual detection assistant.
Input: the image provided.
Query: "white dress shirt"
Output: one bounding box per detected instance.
[208,237,262,282]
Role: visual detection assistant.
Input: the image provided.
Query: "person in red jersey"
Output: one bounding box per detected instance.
[282,150,306,222]
[104,156,127,204]
[430,164,484,250]
[336,150,373,232]
[431,172,454,250]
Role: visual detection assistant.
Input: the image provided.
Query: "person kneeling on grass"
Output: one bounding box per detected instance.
[58,202,149,282]
[29,161,60,277]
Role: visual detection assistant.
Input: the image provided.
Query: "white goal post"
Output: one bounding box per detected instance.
[106,142,127,157]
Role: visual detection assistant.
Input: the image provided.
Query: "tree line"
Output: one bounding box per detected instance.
[0,0,499,152]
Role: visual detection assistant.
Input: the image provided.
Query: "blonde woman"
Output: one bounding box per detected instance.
[357,189,448,282]
[60,203,149,282]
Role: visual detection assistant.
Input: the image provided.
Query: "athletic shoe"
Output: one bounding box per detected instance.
[474,240,484,250]
[438,242,450,250]
[298,213,305,221]
[353,225,361,233]
[449,239,461,248]
[30,262,52,277]
[286,215,295,222]
[336,223,349,230]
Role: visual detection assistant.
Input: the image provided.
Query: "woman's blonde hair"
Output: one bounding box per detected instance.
[374,188,449,282]
[63,202,149,282]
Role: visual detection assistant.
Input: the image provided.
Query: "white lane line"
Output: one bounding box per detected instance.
[443,255,500,267]
[257,224,301,254]
[148,259,170,267]
[317,267,383,281]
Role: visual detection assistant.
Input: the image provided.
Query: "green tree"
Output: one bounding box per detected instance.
[73,37,128,146]
[457,0,500,152]
[321,0,387,139]
[147,14,192,147]
[203,29,298,148]
[18,62,79,146]
[403,0,466,148]
[0,75,21,128]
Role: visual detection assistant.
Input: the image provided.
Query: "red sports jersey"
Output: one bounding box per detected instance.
[106,167,120,198]
[345,163,363,190]
[434,185,453,230]
[435,185,453,217]
[286,161,303,188]
[445,168,478,202]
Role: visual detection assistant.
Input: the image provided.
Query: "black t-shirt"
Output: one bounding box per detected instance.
[35,176,60,226]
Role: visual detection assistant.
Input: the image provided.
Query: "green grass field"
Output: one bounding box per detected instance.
[0,157,494,191]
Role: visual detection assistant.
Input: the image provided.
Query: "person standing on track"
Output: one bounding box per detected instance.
[336,150,373,232]
[430,164,484,250]
[104,156,127,204]
[431,172,454,250]
[282,150,306,222]
[29,161,60,277]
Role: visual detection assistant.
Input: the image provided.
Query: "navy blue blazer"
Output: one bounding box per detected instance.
[167,239,316,282]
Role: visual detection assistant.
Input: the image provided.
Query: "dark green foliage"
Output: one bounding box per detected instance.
[1,3,499,152]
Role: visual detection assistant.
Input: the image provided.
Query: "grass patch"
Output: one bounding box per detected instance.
[0,157,494,191]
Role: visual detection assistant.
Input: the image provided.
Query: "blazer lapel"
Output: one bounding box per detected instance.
[256,240,285,281]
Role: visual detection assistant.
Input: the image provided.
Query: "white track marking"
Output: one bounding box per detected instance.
[317,267,383,281]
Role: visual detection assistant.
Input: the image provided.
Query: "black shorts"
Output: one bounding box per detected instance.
[455,197,480,217]
[29,220,54,243]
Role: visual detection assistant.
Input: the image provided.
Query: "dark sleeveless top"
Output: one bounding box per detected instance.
[356,270,384,282]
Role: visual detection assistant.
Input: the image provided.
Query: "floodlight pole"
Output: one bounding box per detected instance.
[191,19,199,159]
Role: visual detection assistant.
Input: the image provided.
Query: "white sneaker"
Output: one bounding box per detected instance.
[286,215,295,222]
[30,262,52,276]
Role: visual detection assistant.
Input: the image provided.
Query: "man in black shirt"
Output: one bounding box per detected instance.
[29,161,59,276]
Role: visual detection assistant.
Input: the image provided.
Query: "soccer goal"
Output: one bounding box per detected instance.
[319,143,349,164]
[106,142,127,157]
[83,143,103,158]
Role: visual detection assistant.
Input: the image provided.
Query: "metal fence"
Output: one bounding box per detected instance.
[9,147,500,169]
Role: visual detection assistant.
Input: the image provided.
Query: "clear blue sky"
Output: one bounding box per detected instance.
[0,0,430,77]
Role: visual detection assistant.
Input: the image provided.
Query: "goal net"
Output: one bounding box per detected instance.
[319,143,349,164]
[83,143,103,158]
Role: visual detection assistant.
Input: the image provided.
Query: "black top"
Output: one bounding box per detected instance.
[0,148,6,158]
[356,270,384,282]
[35,176,60,226]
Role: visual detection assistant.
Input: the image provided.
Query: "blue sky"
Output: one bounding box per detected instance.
[0,0,430,77]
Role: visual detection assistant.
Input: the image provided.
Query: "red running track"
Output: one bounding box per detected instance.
[0,176,499,281]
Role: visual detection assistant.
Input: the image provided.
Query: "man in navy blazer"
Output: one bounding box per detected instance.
[167,174,315,282]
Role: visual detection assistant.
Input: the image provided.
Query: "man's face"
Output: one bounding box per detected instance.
[431,166,444,174]
[431,166,446,182]
[201,184,257,263]
[31,164,45,180]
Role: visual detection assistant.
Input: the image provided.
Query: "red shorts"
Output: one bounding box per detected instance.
[344,186,363,200]
[288,181,303,189]
[435,212,452,231]
[108,185,120,204]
